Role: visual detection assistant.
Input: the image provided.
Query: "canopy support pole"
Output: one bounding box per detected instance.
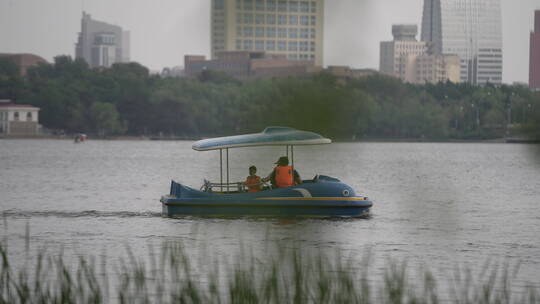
[285,145,288,157]
[291,146,294,168]
[220,149,223,192]
[226,148,229,193]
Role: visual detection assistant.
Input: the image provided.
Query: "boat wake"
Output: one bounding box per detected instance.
[1,209,162,219]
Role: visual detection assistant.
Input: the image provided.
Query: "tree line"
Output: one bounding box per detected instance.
[0,55,538,140]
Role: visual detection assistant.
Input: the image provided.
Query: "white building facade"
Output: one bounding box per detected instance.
[75,12,130,68]
[380,24,460,84]
[0,100,40,136]
[421,0,503,85]
[211,0,325,66]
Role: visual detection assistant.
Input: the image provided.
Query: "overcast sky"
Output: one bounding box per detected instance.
[1,0,539,84]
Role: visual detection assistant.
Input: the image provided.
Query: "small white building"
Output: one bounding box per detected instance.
[0,99,40,136]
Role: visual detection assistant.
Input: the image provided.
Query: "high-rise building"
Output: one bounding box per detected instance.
[412,54,461,84]
[380,25,428,80]
[75,12,130,68]
[380,24,427,80]
[421,0,503,85]
[380,24,460,84]
[530,10,540,89]
[211,0,324,66]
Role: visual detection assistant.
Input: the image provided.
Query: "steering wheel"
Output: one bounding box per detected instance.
[313,174,319,182]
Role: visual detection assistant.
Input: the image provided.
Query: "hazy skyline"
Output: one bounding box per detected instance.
[1,0,538,84]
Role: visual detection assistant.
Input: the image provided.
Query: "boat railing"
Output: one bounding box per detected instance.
[200,179,246,193]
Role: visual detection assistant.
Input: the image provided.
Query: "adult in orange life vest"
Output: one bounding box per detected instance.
[262,156,302,188]
[243,165,262,192]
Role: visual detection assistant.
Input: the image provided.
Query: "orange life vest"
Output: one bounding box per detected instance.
[245,175,261,192]
[274,166,294,187]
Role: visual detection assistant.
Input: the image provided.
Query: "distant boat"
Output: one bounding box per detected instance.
[74,133,87,143]
[160,127,373,217]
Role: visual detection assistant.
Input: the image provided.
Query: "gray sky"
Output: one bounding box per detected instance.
[1,0,539,84]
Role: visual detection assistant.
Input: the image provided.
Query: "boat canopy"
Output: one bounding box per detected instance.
[192,127,331,151]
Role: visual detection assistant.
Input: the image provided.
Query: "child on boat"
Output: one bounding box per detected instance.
[243,165,262,192]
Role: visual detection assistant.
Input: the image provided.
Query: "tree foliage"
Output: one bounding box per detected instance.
[0,55,538,139]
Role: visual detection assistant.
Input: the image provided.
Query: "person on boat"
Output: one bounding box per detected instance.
[263,156,302,188]
[243,165,262,192]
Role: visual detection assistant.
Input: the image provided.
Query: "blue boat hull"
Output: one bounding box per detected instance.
[161,176,373,217]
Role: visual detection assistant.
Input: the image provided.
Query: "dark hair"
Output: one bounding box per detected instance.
[249,165,257,172]
[276,156,289,166]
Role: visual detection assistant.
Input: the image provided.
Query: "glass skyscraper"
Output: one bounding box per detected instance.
[421,0,503,85]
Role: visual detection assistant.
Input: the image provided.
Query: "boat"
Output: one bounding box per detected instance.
[160,127,373,217]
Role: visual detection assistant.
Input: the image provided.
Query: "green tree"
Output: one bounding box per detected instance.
[90,102,125,136]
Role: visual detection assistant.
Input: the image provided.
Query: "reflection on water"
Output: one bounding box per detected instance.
[1,140,540,293]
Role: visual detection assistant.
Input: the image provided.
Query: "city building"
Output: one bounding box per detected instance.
[75,12,130,68]
[411,54,460,84]
[380,25,428,81]
[379,24,460,84]
[0,100,40,136]
[326,66,379,81]
[0,53,48,76]
[185,51,318,80]
[161,66,185,78]
[211,0,324,66]
[421,0,503,85]
[530,10,540,89]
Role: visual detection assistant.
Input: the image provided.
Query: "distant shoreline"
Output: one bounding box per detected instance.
[2,135,539,144]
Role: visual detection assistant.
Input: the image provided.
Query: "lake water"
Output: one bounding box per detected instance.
[1,139,540,298]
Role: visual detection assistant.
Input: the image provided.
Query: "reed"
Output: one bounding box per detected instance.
[0,240,538,304]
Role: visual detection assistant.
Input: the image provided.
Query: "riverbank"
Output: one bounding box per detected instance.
[2,134,539,144]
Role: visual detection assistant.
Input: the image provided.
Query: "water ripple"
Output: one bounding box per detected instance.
[1,209,162,219]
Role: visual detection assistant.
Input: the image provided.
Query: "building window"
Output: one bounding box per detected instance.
[300,28,309,38]
[267,0,276,10]
[243,13,253,24]
[310,15,316,25]
[289,1,299,12]
[266,40,276,50]
[237,26,243,36]
[14,112,19,121]
[278,15,287,25]
[236,0,242,9]
[244,0,253,10]
[310,1,316,13]
[278,0,287,11]
[255,27,265,37]
[236,13,242,24]
[256,14,265,24]
[243,40,253,50]
[300,15,309,26]
[266,14,276,24]
[255,40,265,50]
[288,54,298,60]
[310,41,315,51]
[278,40,287,50]
[266,27,276,37]
[310,28,316,39]
[26,112,32,121]
[214,0,225,9]
[244,26,253,37]
[300,1,309,12]
[236,39,242,50]
[299,41,308,51]
[289,15,298,25]
[288,41,298,51]
[255,0,264,10]
[278,28,287,38]
[289,28,298,38]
